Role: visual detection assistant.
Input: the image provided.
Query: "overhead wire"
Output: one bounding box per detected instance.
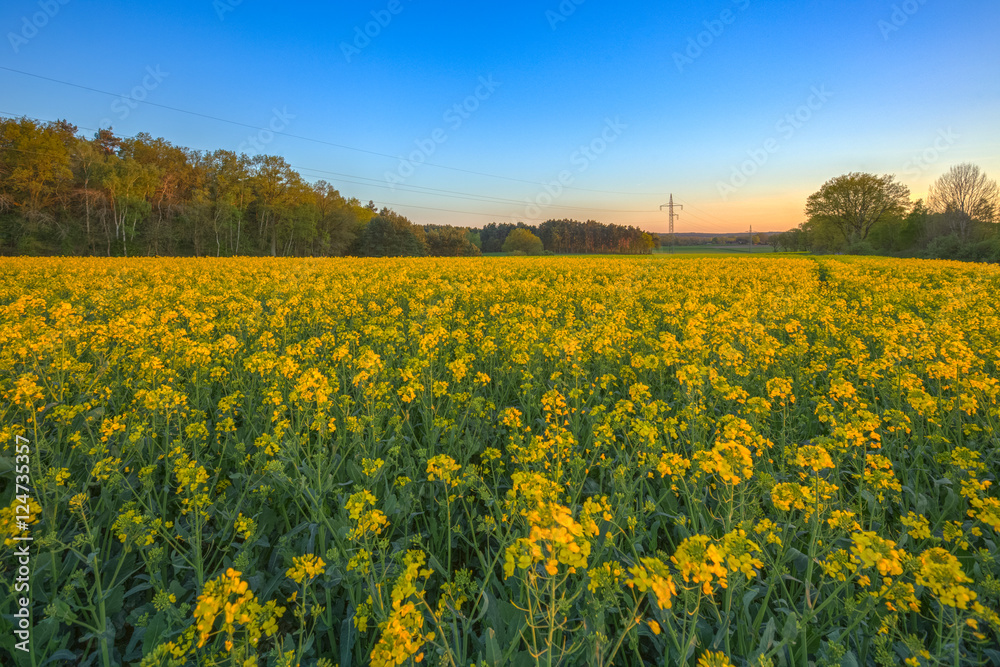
[0,110,668,223]
[0,66,669,196]
[3,103,757,231]
[292,166,656,214]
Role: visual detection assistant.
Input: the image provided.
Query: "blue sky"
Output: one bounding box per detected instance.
[2,0,998,233]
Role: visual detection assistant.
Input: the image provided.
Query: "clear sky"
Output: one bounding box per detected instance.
[2,0,998,234]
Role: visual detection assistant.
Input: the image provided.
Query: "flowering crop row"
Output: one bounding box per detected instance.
[1,256,999,666]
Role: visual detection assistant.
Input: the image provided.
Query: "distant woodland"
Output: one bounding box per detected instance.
[0,117,657,257]
[4,117,996,262]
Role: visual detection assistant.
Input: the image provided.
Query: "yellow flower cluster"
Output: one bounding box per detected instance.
[694,439,754,486]
[626,557,677,609]
[671,531,763,594]
[286,554,325,584]
[916,548,976,609]
[5,255,1000,664]
[234,513,256,541]
[851,531,905,579]
[504,500,598,578]
[170,447,212,517]
[771,478,838,519]
[696,650,735,667]
[795,444,835,473]
[193,568,285,650]
[0,498,42,546]
[426,454,461,487]
[901,512,931,540]
[371,551,435,667]
[346,490,389,540]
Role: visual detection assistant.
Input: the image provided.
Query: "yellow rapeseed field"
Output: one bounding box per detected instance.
[1,256,1000,666]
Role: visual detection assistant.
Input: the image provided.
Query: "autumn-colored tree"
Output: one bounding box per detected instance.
[0,117,672,258]
[0,118,75,250]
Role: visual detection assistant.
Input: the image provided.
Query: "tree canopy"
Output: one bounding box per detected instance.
[928,163,998,239]
[356,212,427,257]
[501,228,544,255]
[775,167,1000,262]
[805,172,911,245]
[0,117,659,257]
[424,225,481,257]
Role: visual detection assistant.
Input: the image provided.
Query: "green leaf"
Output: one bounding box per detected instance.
[55,598,77,623]
[785,548,809,575]
[742,587,760,617]
[710,611,731,649]
[755,617,776,656]
[124,582,152,599]
[123,626,146,662]
[781,611,798,642]
[485,627,502,665]
[102,584,125,617]
[340,615,355,667]
[427,551,447,577]
[142,613,167,656]
[41,650,79,666]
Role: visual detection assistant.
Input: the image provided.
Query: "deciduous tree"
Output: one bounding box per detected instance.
[357,212,427,257]
[928,163,998,238]
[502,227,544,255]
[805,172,910,244]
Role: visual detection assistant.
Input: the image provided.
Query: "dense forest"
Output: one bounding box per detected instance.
[480,220,657,255]
[772,167,1000,262]
[0,117,656,257]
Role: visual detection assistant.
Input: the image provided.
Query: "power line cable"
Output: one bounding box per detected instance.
[673,195,734,227]
[294,166,655,214]
[1,111,661,221]
[0,66,668,196]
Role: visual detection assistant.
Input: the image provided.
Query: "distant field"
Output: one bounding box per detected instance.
[654,244,780,254]
[482,246,787,257]
[2,256,1000,666]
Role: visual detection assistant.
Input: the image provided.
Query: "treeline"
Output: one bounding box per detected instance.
[658,233,771,246]
[0,117,468,257]
[478,220,657,255]
[773,166,1000,262]
[773,204,1000,262]
[0,117,656,257]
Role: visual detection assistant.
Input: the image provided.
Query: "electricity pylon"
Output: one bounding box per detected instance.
[660,194,683,254]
